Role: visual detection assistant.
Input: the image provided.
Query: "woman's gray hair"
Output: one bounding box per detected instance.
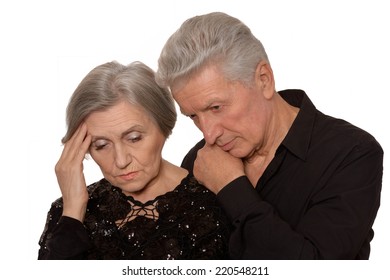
[62,61,176,143]
[156,12,269,90]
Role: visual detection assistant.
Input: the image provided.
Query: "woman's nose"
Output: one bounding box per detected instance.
[114,144,132,169]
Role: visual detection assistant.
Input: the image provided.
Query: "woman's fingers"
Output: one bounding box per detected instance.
[55,122,91,222]
[60,123,90,163]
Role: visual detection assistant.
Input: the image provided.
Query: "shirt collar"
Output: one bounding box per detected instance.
[278,89,317,161]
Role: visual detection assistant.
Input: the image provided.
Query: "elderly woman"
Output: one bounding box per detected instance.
[38,61,230,259]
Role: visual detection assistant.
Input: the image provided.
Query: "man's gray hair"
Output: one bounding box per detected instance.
[156,12,269,90]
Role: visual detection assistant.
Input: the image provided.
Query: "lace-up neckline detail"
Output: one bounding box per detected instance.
[115,198,159,228]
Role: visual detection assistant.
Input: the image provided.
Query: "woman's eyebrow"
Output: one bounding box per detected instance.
[120,125,144,138]
[89,124,145,141]
[90,135,108,142]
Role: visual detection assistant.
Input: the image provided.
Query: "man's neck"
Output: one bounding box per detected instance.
[244,93,299,186]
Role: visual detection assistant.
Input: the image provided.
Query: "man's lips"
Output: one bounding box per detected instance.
[219,139,235,152]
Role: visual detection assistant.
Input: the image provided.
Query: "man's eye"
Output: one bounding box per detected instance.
[211,105,221,111]
[188,114,197,119]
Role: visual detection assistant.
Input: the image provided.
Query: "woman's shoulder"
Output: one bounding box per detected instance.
[178,174,211,194]
[87,178,116,197]
[160,174,218,209]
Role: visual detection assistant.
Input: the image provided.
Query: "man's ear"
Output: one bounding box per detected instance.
[255,61,275,99]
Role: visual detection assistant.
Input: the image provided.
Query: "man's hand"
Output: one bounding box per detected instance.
[194,144,245,194]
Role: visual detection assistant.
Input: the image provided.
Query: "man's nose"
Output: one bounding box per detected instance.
[198,116,222,145]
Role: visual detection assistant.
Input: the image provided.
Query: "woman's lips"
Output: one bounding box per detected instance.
[119,171,139,181]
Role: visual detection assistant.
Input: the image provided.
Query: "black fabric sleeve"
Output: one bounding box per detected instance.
[181,139,205,175]
[182,137,383,259]
[217,140,383,259]
[38,204,92,260]
[217,176,306,259]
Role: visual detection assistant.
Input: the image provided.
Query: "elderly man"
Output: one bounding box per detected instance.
[156,12,383,259]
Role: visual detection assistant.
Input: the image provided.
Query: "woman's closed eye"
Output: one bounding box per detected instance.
[126,132,142,143]
[92,139,109,150]
[90,132,143,151]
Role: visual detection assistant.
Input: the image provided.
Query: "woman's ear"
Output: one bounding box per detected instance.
[255,61,275,99]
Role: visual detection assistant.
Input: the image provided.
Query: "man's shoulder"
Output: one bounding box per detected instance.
[315,112,383,155]
[181,139,206,173]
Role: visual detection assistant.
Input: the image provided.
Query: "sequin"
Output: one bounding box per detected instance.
[38,174,230,259]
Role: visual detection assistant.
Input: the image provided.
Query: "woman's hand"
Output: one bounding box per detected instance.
[55,123,92,222]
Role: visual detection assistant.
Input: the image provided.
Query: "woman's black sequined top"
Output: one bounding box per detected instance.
[38,174,230,259]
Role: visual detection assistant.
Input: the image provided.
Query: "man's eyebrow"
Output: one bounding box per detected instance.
[180,98,221,116]
[203,98,222,111]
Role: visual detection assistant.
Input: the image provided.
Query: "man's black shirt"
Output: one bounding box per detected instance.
[181,89,383,259]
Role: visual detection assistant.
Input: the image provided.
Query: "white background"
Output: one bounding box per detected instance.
[1,0,388,279]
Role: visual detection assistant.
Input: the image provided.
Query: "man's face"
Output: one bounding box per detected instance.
[173,65,272,160]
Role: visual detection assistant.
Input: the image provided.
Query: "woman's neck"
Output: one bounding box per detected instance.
[130,160,188,203]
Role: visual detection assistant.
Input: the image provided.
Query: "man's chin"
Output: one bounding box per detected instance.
[228,149,248,159]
